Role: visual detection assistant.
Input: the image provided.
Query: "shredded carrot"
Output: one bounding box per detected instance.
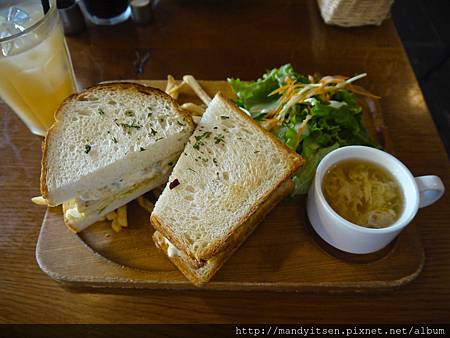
[319,75,347,85]
[260,118,281,131]
[347,84,381,99]
[262,72,379,126]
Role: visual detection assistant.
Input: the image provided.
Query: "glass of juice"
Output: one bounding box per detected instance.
[0,0,77,136]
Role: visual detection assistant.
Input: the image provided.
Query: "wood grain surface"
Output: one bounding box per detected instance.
[0,0,449,324]
[35,80,424,291]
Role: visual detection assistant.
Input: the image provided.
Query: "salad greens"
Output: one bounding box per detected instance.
[228,64,380,195]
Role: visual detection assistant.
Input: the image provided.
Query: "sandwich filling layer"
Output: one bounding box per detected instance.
[64,152,180,230]
[72,152,180,214]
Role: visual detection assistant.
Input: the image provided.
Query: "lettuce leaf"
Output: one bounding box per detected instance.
[228,64,308,117]
[293,143,339,195]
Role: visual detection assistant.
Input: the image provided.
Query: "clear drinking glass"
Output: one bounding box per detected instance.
[0,0,77,136]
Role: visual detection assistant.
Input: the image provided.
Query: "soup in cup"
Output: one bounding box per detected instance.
[306,146,445,254]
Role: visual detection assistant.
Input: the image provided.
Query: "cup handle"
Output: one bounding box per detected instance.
[415,175,445,208]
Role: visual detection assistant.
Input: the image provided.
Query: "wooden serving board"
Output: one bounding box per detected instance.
[36,80,424,292]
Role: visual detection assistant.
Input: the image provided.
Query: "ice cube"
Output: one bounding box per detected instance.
[7,6,31,32]
[1,6,32,56]
[1,1,43,56]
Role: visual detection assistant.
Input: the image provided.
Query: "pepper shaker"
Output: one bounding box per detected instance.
[130,0,153,25]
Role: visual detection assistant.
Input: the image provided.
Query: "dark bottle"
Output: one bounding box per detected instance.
[80,0,130,25]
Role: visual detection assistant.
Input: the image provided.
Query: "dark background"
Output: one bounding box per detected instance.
[392,0,450,157]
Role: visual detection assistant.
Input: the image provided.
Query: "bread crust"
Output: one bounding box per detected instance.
[151,93,304,262]
[152,180,294,286]
[150,215,205,267]
[153,231,225,286]
[40,82,193,205]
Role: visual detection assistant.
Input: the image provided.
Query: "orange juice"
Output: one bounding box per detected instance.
[0,1,77,136]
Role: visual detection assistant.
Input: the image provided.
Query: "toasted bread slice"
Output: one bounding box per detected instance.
[41,82,194,206]
[151,92,304,263]
[152,179,294,286]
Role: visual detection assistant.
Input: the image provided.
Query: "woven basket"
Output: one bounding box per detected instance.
[317,0,394,27]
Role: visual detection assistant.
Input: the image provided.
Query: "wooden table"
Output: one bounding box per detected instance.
[1,0,449,324]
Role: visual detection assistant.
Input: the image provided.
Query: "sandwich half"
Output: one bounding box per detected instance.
[41,82,194,232]
[152,179,293,285]
[150,92,304,285]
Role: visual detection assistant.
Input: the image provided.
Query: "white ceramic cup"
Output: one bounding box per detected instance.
[306,146,445,254]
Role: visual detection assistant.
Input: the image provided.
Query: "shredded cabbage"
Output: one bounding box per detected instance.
[322,161,403,228]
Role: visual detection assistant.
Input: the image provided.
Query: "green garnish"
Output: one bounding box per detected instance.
[177,121,185,127]
[155,137,163,141]
[201,131,212,138]
[193,131,212,150]
[254,150,260,154]
[147,112,152,118]
[98,108,105,115]
[220,116,230,119]
[112,137,118,144]
[114,119,142,130]
[150,128,157,136]
[84,145,91,154]
[140,147,145,151]
[213,158,218,165]
[214,134,225,144]
[125,110,135,117]
[188,168,197,173]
